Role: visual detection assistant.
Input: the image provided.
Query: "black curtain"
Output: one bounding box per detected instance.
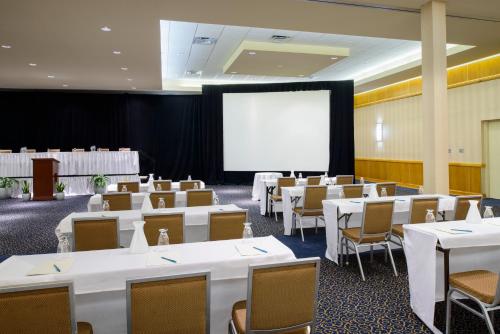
[201,81,354,183]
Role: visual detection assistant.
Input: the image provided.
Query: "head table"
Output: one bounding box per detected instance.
[0,236,297,334]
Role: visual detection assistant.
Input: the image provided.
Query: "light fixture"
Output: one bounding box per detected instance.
[62,84,68,87]
[230,71,237,74]
[29,63,37,67]
[100,26,111,32]
[248,51,256,55]
[131,86,136,90]
[121,67,128,71]
[47,75,55,78]
[277,64,284,68]
[376,122,384,142]
[112,50,121,55]
[127,78,133,81]
[192,36,217,45]
[1,44,12,49]
[330,56,338,60]
[298,74,305,77]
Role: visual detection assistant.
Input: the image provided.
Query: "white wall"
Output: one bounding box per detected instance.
[355,78,500,163]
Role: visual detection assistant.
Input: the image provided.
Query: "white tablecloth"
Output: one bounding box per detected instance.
[252,172,283,201]
[322,194,456,263]
[404,219,500,333]
[58,204,240,246]
[0,236,296,334]
[107,180,206,193]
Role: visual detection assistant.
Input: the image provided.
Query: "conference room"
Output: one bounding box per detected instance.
[1,1,500,333]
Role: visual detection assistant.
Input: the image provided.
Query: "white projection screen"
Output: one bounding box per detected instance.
[223,90,330,171]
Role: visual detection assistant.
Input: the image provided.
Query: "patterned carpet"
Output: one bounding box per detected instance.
[1,185,500,333]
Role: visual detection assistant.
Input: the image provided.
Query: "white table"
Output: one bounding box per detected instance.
[58,204,240,246]
[107,180,206,193]
[322,194,456,264]
[0,236,296,334]
[252,172,283,201]
[404,219,500,333]
[282,183,377,236]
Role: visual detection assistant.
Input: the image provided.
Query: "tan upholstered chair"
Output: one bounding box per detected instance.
[186,189,213,207]
[180,180,202,191]
[119,147,131,152]
[0,149,12,153]
[342,184,364,198]
[72,148,84,152]
[153,180,172,191]
[454,195,483,220]
[292,186,327,242]
[340,200,397,281]
[270,177,296,221]
[102,192,132,211]
[72,216,120,251]
[306,176,321,186]
[117,181,140,193]
[149,191,176,209]
[391,197,439,248]
[142,212,184,245]
[25,149,36,153]
[127,272,210,334]
[97,148,110,152]
[446,270,500,334]
[0,282,93,334]
[230,258,320,334]
[336,175,354,185]
[47,148,61,152]
[376,182,397,196]
[208,210,247,241]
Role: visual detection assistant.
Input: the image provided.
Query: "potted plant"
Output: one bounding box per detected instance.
[21,180,31,201]
[0,177,18,199]
[90,174,109,194]
[55,181,65,200]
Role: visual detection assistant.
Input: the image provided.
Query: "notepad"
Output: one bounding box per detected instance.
[433,227,472,235]
[27,258,74,276]
[146,252,180,266]
[235,244,264,256]
[485,220,500,227]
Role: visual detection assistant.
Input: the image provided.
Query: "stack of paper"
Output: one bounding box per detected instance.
[27,258,74,276]
[433,227,473,235]
[146,251,180,266]
[235,244,264,256]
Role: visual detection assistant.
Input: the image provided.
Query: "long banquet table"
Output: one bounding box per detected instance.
[404,219,500,333]
[106,180,206,193]
[0,236,296,334]
[322,194,456,263]
[252,172,283,201]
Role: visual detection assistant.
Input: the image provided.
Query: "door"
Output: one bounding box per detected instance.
[488,120,500,198]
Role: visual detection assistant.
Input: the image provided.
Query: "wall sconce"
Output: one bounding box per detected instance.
[376,122,383,142]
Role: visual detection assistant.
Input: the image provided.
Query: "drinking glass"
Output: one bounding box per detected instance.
[339,189,345,199]
[156,183,162,191]
[242,223,254,239]
[299,172,303,179]
[158,197,166,209]
[102,200,110,211]
[193,183,199,189]
[380,187,387,197]
[188,175,192,181]
[121,185,127,192]
[57,235,71,253]
[157,228,169,246]
[484,206,495,219]
[360,177,365,185]
[158,176,162,180]
[425,209,436,223]
[418,186,424,195]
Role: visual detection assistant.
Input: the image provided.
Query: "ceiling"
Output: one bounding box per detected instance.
[0,0,499,93]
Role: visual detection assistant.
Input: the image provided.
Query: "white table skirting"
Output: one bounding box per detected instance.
[252,172,283,201]
[0,236,296,334]
[404,219,500,333]
[322,194,456,264]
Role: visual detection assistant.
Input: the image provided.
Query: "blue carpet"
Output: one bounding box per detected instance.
[0,255,10,263]
[276,228,327,259]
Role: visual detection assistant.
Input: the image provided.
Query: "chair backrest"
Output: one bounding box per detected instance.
[336,175,354,185]
[454,195,483,220]
[276,177,296,196]
[409,197,440,224]
[97,148,110,152]
[149,191,176,209]
[142,213,184,245]
[245,258,320,334]
[47,148,60,152]
[127,272,210,334]
[303,186,327,210]
[208,210,247,241]
[342,184,364,198]
[186,189,213,207]
[376,182,397,196]
[180,180,202,191]
[72,148,84,152]
[0,282,77,333]
[0,149,12,154]
[306,176,321,186]
[152,180,172,191]
[118,181,140,193]
[102,192,132,211]
[25,149,36,153]
[72,216,119,251]
[360,200,395,239]
[119,147,131,152]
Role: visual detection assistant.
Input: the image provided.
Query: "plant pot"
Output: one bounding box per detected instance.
[56,192,65,200]
[22,193,31,201]
[0,188,7,199]
[94,186,106,195]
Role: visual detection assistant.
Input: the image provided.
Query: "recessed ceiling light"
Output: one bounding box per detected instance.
[1,45,12,49]
[127,78,133,81]
[330,57,338,60]
[100,26,111,32]
[248,51,256,55]
[112,50,121,55]
[28,63,37,67]
[131,86,136,90]
[121,67,128,71]
[47,75,55,78]
[298,74,305,77]
[62,84,68,87]
[277,64,284,68]
[230,71,238,74]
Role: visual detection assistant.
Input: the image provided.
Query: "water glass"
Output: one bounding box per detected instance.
[242,223,254,239]
[418,186,424,195]
[188,175,192,181]
[158,176,162,180]
[57,236,71,253]
[425,209,436,223]
[484,206,495,219]
[360,177,365,184]
[157,228,169,246]
[102,200,110,211]
[193,183,199,189]
[299,172,303,179]
[121,185,127,192]
[156,183,162,191]
[339,189,345,199]
[158,197,166,209]
[380,187,387,197]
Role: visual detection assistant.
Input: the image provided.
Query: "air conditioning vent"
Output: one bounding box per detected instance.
[270,35,292,42]
[193,36,217,45]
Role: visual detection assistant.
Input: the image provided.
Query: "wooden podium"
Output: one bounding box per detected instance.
[32,158,59,201]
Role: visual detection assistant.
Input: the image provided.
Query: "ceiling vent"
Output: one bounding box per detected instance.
[186,70,203,75]
[193,36,217,45]
[270,35,292,42]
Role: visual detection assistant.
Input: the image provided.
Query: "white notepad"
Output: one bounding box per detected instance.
[235,244,264,256]
[146,252,180,266]
[27,258,74,276]
[433,227,472,235]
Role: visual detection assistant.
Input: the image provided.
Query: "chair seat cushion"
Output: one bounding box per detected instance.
[342,227,386,243]
[391,224,404,238]
[450,270,498,304]
[293,207,323,216]
[271,195,282,202]
[231,300,309,334]
[77,322,93,334]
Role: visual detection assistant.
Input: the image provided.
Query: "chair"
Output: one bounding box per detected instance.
[306,176,321,186]
[446,270,500,334]
[97,148,110,152]
[336,175,354,185]
[25,149,36,153]
[454,195,483,220]
[47,148,60,152]
[142,212,184,245]
[270,177,296,221]
[292,186,327,242]
[208,210,248,241]
[0,149,12,153]
[149,191,176,209]
[72,216,119,251]
[72,148,84,152]
[340,200,397,281]
[117,181,140,193]
[0,282,93,334]
[376,182,397,196]
[180,180,202,191]
[119,147,131,152]
[102,192,132,211]
[186,189,213,207]
[391,197,439,248]
[229,258,320,334]
[126,272,210,334]
[152,180,172,191]
[342,184,364,198]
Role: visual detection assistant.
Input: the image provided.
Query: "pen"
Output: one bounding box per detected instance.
[161,256,177,263]
[53,264,61,272]
[450,228,472,233]
[253,246,268,253]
